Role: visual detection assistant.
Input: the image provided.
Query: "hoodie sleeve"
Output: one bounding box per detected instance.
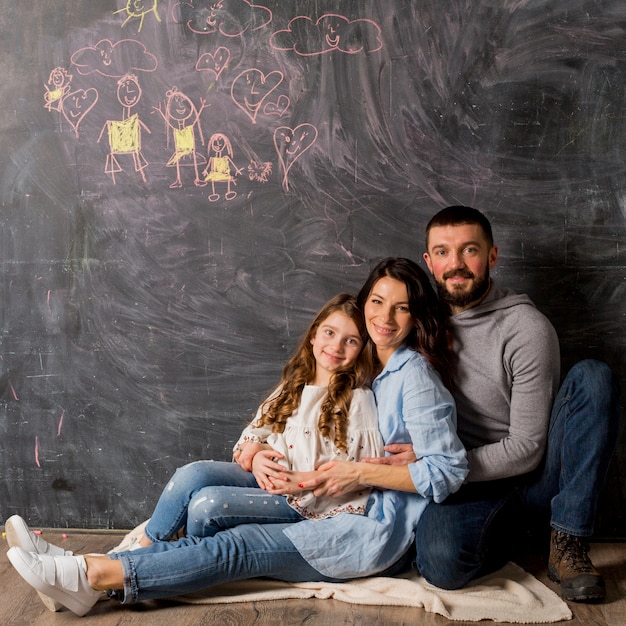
[463,303,560,482]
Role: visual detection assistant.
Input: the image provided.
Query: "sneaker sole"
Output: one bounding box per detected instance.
[7,548,96,617]
[5,517,63,612]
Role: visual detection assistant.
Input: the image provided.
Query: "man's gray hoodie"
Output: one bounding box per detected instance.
[450,281,560,482]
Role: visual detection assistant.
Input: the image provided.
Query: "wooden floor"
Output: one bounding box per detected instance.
[2,529,625,625]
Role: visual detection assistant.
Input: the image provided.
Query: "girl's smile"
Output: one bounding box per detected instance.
[310,311,363,386]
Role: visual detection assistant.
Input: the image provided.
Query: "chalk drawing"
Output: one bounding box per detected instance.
[114,0,162,32]
[196,47,231,79]
[202,133,243,201]
[97,74,151,184]
[153,87,208,188]
[71,38,158,78]
[230,68,283,125]
[43,66,98,138]
[274,123,318,191]
[270,14,383,55]
[172,0,272,37]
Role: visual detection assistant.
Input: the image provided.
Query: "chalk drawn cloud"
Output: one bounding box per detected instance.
[270,14,383,56]
[70,38,158,78]
[172,0,272,37]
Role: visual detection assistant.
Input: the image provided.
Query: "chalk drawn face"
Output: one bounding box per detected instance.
[273,123,318,190]
[231,69,283,124]
[65,91,94,121]
[243,71,263,113]
[62,87,98,136]
[285,126,313,155]
[117,76,142,108]
[186,1,223,33]
[96,40,114,67]
[322,16,344,49]
[127,0,151,15]
[207,2,222,28]
[49,67,71,89]
[195,47,230,79]
[167,91,194,122]
[210,134,226,153]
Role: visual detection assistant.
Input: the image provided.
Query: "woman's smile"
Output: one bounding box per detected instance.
[363,276,415,365]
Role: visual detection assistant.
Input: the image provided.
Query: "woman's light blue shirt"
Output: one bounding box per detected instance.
[284,345,468,577]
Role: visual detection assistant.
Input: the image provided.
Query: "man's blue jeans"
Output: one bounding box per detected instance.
[143,461,304,542]
[414,359,621,589]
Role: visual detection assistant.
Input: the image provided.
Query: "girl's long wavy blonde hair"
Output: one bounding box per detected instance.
[256,293,373,452]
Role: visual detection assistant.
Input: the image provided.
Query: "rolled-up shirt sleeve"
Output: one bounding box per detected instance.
[373,348,468,503]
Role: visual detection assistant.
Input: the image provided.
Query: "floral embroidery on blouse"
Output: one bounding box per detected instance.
[234,386,383,519]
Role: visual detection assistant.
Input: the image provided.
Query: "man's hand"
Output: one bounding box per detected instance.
[363,443,418,466]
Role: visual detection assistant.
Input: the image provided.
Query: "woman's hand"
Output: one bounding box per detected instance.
[363,443,418,466]
[234,441,266,471]
[297,460,365,497]
[264,470,318,496]
[251,449,286,490]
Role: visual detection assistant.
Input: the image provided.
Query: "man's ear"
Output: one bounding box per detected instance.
[423,252,434,274]
[488,245,498,270]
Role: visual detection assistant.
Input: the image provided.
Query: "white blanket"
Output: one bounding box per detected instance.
[113,523,572,623]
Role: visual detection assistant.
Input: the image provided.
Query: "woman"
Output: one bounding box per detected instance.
[7,258,467,616]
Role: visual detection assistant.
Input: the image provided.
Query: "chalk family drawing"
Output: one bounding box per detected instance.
[42,2,382,195]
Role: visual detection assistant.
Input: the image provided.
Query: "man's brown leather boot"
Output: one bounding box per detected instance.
[548,529,605,602]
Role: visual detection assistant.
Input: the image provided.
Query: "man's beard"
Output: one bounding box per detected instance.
[436,268,491,309]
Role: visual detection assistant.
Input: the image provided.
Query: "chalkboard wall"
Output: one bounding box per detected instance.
[0,0,624,534]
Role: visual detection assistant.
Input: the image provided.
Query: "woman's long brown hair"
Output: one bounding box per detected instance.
[256,293,373,452]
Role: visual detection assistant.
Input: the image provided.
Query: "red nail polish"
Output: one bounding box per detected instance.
[298,483,304,488]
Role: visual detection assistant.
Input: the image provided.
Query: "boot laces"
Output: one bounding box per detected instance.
[555,532,593,573]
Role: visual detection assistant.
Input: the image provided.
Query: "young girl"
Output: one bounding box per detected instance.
[231,297,383,518]
[126,293,383,545]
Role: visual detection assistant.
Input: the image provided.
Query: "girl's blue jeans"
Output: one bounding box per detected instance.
[414,359,621,589]
[143,461,304,541]
[111,461,325,603]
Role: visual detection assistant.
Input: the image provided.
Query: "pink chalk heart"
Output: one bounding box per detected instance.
[231,69,283,124]
[264,94,290,117]
[62,88,98,137]
[274,123,318,190]
[196,47,230,79]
